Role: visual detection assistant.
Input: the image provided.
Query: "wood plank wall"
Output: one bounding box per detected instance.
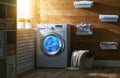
[34,0,120,60]
[17,29,36,74]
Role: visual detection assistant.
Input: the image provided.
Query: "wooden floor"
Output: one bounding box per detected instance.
[18,67,120,78]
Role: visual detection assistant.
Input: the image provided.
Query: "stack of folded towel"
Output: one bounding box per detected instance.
[73,1,93,8]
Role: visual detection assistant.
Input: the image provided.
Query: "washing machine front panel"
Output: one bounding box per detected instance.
[41,33,64,56]
[36,24,71,68]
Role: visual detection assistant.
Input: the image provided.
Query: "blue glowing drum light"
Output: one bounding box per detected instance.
[43,35,62,55]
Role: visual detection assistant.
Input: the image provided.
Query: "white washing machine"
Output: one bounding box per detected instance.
[36,24,71,68]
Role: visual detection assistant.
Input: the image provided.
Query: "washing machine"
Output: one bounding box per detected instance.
[36,24,71,68]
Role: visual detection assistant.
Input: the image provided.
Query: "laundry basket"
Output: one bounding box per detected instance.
[66,50,94,70]
[82,50,94,69]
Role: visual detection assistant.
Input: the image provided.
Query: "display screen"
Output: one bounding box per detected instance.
[55,25,62,28]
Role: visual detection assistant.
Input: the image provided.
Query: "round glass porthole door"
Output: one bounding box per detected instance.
[42,34,64,56]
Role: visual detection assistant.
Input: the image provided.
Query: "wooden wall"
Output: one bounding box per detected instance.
[34,0,120,60]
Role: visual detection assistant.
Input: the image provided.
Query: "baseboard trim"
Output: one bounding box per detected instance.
[93,60,120,67]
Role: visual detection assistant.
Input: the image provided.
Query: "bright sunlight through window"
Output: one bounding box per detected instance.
[17,0,32,29]
[17,0,31,18]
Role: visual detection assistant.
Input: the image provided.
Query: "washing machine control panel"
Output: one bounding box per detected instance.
[49,25,63,30]
[37,24,64,31]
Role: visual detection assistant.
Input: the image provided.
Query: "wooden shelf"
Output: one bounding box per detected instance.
[0,0,17,78]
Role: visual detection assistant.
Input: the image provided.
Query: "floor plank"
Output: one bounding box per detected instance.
[18,67,120,78]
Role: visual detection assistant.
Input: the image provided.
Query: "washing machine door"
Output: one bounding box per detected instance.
[41,33,64,56]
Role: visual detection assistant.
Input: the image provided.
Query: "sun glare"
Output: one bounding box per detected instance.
[17,0,31,18]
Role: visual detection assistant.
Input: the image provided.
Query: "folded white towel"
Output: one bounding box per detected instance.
[73,1,93,8]
[66,50,89,70]
[99,15,119,19]
[99,14,119,22]
[74,1,93,5]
